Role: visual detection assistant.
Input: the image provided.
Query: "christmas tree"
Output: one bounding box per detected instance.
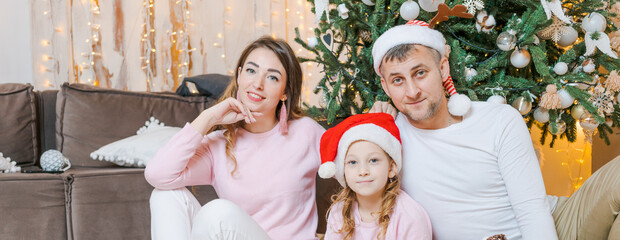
[295,0,620,146]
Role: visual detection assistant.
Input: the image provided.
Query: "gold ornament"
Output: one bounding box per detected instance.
[359,30,372,43]
[548,119,567,135]
[571,104,588,120]
[512,96,532,115]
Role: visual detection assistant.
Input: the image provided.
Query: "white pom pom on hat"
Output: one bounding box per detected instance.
[372,20,471,116]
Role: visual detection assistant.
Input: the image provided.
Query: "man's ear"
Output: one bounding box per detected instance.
[440,57,451,83]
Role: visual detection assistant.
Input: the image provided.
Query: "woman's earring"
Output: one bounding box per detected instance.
[279,99,288,134]
[389,177,393,183]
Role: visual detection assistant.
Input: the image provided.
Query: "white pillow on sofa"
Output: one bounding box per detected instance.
[90,117,181,167]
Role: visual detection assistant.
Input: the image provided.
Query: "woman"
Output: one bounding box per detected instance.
[145,36,325,240]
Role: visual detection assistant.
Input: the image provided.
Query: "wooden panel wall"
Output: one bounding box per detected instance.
[29,0,320,105]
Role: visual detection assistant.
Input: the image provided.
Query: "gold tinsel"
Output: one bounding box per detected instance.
[539,84,562,109]
[605,70,620,93]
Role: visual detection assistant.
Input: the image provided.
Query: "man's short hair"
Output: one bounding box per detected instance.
[382,44,442,69]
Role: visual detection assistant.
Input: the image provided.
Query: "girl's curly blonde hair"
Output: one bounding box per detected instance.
[327,156,400,240]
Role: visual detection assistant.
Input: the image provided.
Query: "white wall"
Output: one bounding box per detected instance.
[0,0,33,85]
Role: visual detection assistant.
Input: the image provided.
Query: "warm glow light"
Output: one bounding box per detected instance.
[41,40,50,46]
[217,33,223,38]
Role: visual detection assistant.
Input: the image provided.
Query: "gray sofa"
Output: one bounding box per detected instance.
[0,82,340,240]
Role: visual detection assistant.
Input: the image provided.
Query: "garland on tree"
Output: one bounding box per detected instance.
[295,0,620,147]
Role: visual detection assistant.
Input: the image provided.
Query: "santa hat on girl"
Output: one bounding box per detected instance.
[318,113,402,187]
[371,20,471,116]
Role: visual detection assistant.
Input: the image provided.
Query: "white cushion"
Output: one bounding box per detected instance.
[90,117,181,167]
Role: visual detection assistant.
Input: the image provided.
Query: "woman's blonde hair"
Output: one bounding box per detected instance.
[327,155,400,240]
[215,36,304,175]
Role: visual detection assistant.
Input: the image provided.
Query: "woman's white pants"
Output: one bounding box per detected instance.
[149,188,272,240]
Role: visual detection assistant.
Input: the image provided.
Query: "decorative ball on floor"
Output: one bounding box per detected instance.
[40,150,72,172]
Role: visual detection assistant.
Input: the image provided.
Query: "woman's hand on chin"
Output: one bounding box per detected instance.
[191,98,263,134]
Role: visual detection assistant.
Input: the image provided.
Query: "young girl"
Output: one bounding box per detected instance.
[318,113,432,240]
[145,36,325,240]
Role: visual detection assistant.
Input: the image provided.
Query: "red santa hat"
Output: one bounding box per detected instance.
[318,113,402,187]
[371,20,471,116]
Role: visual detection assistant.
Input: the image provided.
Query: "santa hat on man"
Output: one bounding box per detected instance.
[318,113,402,187]
[371,20,471,116]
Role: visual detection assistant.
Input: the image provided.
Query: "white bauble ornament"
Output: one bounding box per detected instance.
[581,12,607,33]
[571,104,588,120]
[512,96,532,115]
[558,89,574,108]
[487,95,506,104]
[361,0,375,6]
[549,119,567,135]
[419,0,444,12]
[465,67,478,82]
[308,37,318,48]
[510,48,531,68]
[554,62,568,75]
[400,0,420,21]
[582,59,596,73]
[557,27,578,48]
[475,11,496,33]
[337,4,349,19]
[497,31,517,51]
[606,118,613,127]
[534,107,550,123]
[580,116,599,131]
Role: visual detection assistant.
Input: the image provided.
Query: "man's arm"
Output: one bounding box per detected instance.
[497,106,558,239]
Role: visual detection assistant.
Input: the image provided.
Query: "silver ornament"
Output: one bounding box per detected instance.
[558,89,574,108]
[581,12,607,33]
[557,27,578,48]
[580,116,599,131]
[553,62,568,75]
[510,48,531,68]
[549,119,567,135]
[487,95,506,104]
[534,107,550,123]
[465,67,478,82]
[497,31,517,51]
[400,0,420,21]
[418,0,444,12]
[512,96,532,115]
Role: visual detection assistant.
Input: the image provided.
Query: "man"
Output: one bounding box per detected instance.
[370,20,620,240]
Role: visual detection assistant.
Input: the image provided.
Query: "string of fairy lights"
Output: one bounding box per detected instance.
[40,0,56,88]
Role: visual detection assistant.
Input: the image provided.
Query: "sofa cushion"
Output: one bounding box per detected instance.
[56,83,215,167]
[0,83,38,166]
[0,172,67,240]
[64,168,217,240]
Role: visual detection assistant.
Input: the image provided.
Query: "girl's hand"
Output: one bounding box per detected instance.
[190,98,263,135]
